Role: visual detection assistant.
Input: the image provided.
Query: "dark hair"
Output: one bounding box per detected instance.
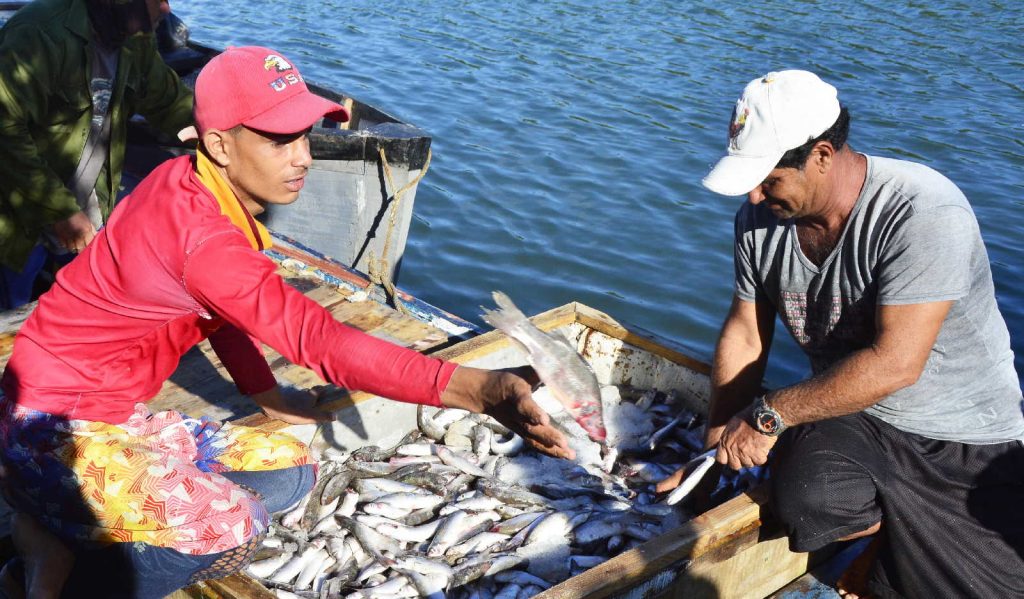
[87,0,153,48]
[775,106,850,170]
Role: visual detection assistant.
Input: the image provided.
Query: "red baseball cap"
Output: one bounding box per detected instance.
[194,46,350,135]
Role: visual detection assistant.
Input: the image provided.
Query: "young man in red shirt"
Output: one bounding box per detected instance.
[0,46,571,598]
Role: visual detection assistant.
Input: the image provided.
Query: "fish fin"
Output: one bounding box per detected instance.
[479,291,528,333]
[490,291,527,318]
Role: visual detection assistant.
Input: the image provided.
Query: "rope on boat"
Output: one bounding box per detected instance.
[367,146,432,315]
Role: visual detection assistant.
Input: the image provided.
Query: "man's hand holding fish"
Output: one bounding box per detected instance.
[440,366,576,460]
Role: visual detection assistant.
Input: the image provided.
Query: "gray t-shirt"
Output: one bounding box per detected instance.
[734,155,1024,443]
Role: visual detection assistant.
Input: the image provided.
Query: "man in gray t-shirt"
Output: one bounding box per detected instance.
[658,70,1024,598]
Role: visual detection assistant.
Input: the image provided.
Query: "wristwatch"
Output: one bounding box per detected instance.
[751,395,787,437]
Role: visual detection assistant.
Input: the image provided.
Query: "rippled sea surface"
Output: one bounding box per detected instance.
[175,1,1024,386]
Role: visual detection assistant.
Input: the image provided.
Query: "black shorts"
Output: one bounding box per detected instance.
[771,412,1024,599]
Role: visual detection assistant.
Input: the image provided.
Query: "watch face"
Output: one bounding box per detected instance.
[756,410,781,434]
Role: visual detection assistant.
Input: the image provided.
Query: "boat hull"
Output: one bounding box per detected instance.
[260,122,431,283]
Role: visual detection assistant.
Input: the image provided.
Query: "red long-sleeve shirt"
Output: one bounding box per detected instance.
[2,154,456,423]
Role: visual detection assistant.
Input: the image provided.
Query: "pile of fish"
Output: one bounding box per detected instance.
[247,384,767,599]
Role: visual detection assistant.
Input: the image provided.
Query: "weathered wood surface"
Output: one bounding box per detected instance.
[167,574,276,599]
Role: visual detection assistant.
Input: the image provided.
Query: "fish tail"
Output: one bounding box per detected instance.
[480,291,528,333]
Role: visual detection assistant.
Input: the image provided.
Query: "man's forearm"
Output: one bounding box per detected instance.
[708,339,768,430]
[769,344,919,427]
[705,297,775,445]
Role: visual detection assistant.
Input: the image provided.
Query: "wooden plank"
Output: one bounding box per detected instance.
[0,300,34,337]
[675,534,808,599]
[274,243,370,291]
[169,574,274,599]
[572,304,713,376]
[202,574,278,599]
[0,301,34,371]
[166,585,213,599]
[338,97,355,131]
[536,488,771,599]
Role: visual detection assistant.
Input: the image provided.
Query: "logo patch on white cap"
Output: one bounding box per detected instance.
[728,106,749,149]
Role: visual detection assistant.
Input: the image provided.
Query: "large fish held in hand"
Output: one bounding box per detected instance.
[480,291,607,441]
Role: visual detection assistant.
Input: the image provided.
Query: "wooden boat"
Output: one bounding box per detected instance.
[174,302,842,599]
[0,2,430,287]
[1,276,847,597]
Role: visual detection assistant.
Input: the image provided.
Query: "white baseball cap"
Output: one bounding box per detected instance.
[702,70,841,196]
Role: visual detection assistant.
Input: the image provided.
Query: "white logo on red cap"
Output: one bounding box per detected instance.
[263,54,293,72]
[263,54,303,92]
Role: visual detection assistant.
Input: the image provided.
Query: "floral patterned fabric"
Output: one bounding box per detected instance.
[0,398,312,555]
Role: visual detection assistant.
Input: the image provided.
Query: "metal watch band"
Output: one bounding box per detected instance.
[752,395,787,437]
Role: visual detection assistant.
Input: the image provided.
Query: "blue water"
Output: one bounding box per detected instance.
[175,0,1024,387]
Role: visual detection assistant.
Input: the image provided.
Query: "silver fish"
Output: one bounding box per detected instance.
[493,569,550,589]
[491,511,545,535]
[490,432,525,456]
[309,554,339,594]
[367,492,446,511]
[246,550,293,579]
[391,555,454,580]
[573,514,638,544]
[270,539,326,584]
[436,446,490,479]
[487,554,528,577]
[354,561,388,584]
[433,409,470,428]
[440,495,503,515]
[480,291,606,441]
[397,442,440,457]
[427,511,498,558]
[663,449,717,506]
[333,515,402,564]
[353,478,431,502]
[344,575,412,598]
[362,501,415,520]
[476,478,550,508]
[349,460,401,477]
[392,567,448,598]
[376,519,443,543]
[417,405,447,441]
[320,469,355,506]
[294,546,330,589]
[472,424,493,457]
[446,531,510,560]
[523,511,573,547]
[426,511,469,558]
[647,408,697,453]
